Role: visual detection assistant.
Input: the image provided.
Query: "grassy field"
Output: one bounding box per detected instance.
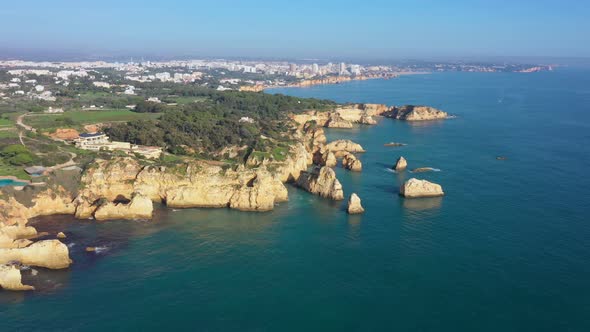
[0,128,19,139]
[0,118,13,128]
[0,163,31,180]
[24,110,162,131]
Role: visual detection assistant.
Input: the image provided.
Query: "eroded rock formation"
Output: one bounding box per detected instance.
[400,178,444,198]
[0,240,72,269]
[383,105,448,121]
[296,166,344,200]
[342,153,362,172]
[0,264,34,291]
[347,193,365,214]
[394,156,408,171]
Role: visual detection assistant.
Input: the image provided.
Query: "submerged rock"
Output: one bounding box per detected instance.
[347,193,365,214]
[394,156,408,172]
[400,178,444,198]
[0,264,34,291]
[296,166,344,200]
[412,167,436,173]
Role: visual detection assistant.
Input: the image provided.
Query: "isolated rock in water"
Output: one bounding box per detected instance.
[296,166,344,200]
[0,264,34,291]
[56,232,66,239]
[412,167,436,173]
[325,140,365,157]
[384,105,448,121]
[93,194,154,221]
[85,247,96,252]
[342,153,362,172]
[394,156,407,171]
[347,193,365,214]
[400,178,444,198]
[0,240,72,269]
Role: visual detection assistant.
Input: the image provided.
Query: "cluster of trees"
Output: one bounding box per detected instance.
[133,101,168,113]
[106,90,336,159]
[1,145,34,166]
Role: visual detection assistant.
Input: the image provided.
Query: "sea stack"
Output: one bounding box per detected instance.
[342,153,362,172]
[394,156,407,171]
[400,178,444,198]
[347,193,365,214]
[0,264,34,291]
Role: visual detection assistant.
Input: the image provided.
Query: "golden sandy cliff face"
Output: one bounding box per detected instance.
[296,166,344,200]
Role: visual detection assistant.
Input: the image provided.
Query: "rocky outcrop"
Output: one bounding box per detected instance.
[313,148,337,167]
[93,194,154,221]
[326,112,353,128]
[325,140,365,157]
[400,178,444,198]
[383,105,448,121]
[347,193,365,214]
[0,240,72,269]
[342,153,362,172]
[0,264,34,291]
[292,104,388,128]
[359,113,377,125]
[296,167,344,200]
[394,157,407,171]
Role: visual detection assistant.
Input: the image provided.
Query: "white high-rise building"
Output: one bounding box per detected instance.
[339,62,347,75]
[312,63,319,75]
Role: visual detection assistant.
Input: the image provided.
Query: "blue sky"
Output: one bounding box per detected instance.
[1,0,588,59]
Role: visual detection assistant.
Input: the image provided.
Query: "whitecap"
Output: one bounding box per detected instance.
[385,168,396,173]
[94,246,109,254]
[67,243,76,248]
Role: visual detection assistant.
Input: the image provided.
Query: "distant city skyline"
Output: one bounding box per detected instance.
[1,0,589,61]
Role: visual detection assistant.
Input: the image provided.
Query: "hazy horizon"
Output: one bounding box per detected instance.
[1,0,589,63]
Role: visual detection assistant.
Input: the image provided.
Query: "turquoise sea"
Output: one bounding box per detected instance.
[2,70,590,331]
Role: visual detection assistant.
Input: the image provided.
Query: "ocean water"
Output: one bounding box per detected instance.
[2,70,590,331]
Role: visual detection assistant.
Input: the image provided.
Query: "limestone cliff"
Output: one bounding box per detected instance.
[0,240,72,269]
[291,104,388,128]
[296,166,344,200]
[94,194,154,221]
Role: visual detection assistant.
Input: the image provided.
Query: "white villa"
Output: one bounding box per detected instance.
[74,133,163,159]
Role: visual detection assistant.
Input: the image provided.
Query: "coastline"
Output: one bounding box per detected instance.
[240,71,431,92]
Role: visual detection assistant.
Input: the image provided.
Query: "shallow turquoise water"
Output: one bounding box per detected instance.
[2,70,590,331]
